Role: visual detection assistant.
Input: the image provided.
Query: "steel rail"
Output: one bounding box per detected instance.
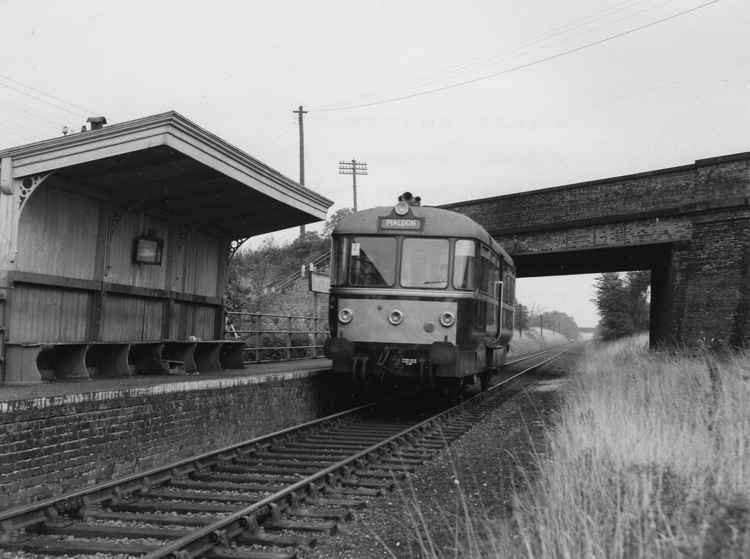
[492,344,575,391]
[0,402,374,532]
[146,343,576,559]
[505,344,570,367]
[0,346,552,530]
[1,343,576,558]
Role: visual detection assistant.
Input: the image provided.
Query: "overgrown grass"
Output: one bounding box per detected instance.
[395,336,750,558]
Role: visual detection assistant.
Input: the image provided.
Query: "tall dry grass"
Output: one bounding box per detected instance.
[512,336,750,558]
[395,336,750,558]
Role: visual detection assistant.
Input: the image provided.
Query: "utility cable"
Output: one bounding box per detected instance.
[311,0,721,112]
[0,74,96,115]
[0,76,93,118]
[322,0,655,109]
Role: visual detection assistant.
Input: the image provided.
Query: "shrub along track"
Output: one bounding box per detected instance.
[0,345,574,559]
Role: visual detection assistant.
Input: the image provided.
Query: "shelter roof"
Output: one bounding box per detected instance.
[0,111,332,238]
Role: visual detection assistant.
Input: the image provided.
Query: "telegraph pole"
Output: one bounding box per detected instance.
[293,105,308,238]
[338,159,368,211]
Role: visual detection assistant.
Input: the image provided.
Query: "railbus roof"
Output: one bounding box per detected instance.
[334,205,514,267]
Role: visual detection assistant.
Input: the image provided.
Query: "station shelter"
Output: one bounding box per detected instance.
[0,111,332,384]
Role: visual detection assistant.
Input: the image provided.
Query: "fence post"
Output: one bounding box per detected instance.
[312,291,318,358]
[255,312,261,362]
[287,314,292,360]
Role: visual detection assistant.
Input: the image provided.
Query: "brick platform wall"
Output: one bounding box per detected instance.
[0,371,348,509]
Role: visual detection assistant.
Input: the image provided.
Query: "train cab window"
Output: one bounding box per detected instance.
[349,236,396,286]
[331,237,349,286]
[401,238,449,288]
[453,240,476,290]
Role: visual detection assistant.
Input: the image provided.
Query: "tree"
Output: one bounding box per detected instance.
[593,271,650,340]
[323,208,355,237]
[515,303,529,336]
[626,271,650,331]
[526,307,580,340]
[224,232,329,312]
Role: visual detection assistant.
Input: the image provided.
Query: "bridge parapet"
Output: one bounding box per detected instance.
[444,152,750,238]
[444,152,750,348]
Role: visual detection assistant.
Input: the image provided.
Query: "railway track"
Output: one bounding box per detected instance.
[0,344,575,559]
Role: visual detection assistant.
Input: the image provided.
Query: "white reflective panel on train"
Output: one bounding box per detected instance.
[336,298,457,345]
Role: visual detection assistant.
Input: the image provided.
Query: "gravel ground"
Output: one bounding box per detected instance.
[303,353,577,559]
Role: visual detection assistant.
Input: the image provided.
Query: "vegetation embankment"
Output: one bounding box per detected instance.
[510,337,750,558]
[509,328,569,355]
[400,336,750,558]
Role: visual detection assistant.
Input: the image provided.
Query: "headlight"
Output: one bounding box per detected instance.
[338,308,354,324]
[439,311,456,327]
[394,201,409,215]
[388,309,404,325]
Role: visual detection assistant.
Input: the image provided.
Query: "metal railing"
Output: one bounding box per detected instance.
[267,251,332,294]
[225,311,329,364]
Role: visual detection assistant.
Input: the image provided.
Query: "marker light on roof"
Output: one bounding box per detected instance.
[394,201,409,216]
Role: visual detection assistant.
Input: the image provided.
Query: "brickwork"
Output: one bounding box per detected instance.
[444,152,750,346]
[445,155,750,236]
[670,213,750,345]
[495,216,693,255]
[0,371,346,509]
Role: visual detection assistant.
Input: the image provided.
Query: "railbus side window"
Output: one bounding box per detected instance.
[349,236,397,287]
[453,239,476,290]
[478,245,500,294]
[486,251,500,336]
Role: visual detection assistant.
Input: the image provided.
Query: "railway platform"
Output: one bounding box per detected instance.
[0,358,347,510]
[0,358,332,404]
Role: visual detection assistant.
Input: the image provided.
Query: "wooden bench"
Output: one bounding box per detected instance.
[86,342,131,378]
[219,340,246,369]
[5,343,89,383]
[3,340,247,383]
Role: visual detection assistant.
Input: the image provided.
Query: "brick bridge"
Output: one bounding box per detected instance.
[444,152,750,347]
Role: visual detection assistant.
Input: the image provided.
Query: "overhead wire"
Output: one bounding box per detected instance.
[315,0,657,109]
[0,74,96,116]
[310,0,721,112]
[0,73,98,120]
[0,98,65,128]
[392,0,660,94]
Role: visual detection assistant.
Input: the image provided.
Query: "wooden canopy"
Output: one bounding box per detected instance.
[0,111,331,238]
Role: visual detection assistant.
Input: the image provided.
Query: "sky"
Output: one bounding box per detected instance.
[1,0,748,327]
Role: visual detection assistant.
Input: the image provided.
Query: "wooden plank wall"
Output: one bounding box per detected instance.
[9,285,90,343]
[8,184,225,343]
[169,303,217,340]
[100,294,165,342]
[15,187,99,280]
[106,212,168,289]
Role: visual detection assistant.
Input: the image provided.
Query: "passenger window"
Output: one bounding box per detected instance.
[479,246,500,294]
[453,240,476,290]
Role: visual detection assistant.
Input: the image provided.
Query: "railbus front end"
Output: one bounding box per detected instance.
[325,194,516,393]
